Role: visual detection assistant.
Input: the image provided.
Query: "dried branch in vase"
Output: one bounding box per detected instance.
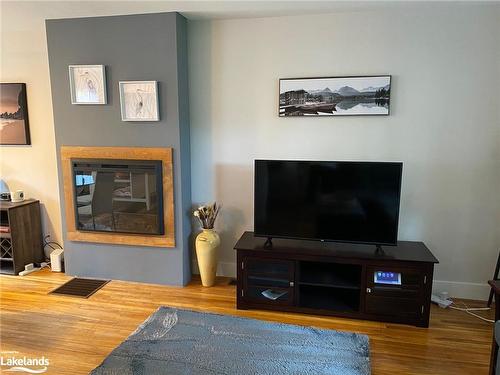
[193,202,221,229]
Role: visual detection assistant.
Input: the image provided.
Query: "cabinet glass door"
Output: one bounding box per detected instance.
[243,258,295,306]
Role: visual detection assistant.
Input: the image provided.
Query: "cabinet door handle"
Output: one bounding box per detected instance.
[366,287,372,294]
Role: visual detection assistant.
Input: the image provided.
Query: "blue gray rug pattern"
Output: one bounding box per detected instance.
[91,307,370,375]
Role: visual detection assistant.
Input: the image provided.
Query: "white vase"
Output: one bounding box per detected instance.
[195,229,220,287]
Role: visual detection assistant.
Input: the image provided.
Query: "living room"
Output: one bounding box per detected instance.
[0,1,499,374]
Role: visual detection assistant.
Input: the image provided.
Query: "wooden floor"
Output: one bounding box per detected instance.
[0,269,494,374]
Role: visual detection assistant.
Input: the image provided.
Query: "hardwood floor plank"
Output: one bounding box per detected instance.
[0,269,494,374]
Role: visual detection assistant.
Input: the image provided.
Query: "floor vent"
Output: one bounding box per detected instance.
[50,278,109,298]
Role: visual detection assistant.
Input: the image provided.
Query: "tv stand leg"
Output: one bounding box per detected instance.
[264,237,273,248]
[375,245,384,254]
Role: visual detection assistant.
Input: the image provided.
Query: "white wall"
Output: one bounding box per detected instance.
[1,2,499,298]
[0,3,62,243]
[189,5,500,299]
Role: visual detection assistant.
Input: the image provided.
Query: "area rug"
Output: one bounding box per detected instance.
[91,307,370,375]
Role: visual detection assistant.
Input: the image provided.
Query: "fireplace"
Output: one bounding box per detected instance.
[73,159,164,235]
[61,146,175,247]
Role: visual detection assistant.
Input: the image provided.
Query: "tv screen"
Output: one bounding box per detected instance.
[254,160,402,246]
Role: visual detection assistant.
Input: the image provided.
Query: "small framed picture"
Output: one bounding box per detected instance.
[0,83,31,145]
[119,81,159,122]
[69,65,107,104]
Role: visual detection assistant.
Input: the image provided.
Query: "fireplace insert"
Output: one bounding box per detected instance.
[72,159,164,235]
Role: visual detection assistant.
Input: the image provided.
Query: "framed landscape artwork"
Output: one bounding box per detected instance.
[279,75,391,117]
[0,83,31,145]
[119,81,159,122]
[69,65,107,104]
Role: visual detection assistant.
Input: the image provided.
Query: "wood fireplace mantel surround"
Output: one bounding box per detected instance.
[61,146,175,247]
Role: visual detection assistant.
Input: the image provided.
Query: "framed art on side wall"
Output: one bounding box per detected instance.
[69,65,107,104]
[119,81,159,122]
[279,75,391,117]
[0,83,31,145]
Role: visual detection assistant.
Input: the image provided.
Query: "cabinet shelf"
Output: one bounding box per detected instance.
[0,260,15,274]
[298,281,360,290]
[299,261,361,290]
[245,285,293,305]
[248,275,290,288]
[299,285,359,312]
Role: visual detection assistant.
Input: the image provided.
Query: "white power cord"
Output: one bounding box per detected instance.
[40,261,51,271]
[449,300,494,323]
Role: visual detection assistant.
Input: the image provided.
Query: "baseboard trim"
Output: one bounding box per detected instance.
[191,260,236,279]
[432,280,490,301]
[192,261,489,300]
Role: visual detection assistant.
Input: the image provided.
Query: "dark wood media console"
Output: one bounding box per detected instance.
[235,231,439,327]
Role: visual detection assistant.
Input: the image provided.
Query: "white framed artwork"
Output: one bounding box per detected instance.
[119,81,159,122]
[68,65,107,104]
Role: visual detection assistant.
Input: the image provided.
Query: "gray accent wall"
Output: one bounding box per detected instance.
[46,12,191,285]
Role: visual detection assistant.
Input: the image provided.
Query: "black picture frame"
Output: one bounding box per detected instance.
[279,75,391,117]
[0,83,31,145]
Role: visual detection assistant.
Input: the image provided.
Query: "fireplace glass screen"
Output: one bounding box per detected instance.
[72,159,164,235]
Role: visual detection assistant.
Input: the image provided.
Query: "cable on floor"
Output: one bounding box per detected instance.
[449,300,494,323]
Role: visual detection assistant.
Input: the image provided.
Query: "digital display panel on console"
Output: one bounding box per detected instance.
[374,271,401,285]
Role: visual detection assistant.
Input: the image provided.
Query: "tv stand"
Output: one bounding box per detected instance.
[234,232,438,327]
[375,244,384,254]
[263,237,273,248]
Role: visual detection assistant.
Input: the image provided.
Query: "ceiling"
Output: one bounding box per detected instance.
[0,0,489,22]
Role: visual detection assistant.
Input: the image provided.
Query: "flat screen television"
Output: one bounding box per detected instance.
[254,160,403,246]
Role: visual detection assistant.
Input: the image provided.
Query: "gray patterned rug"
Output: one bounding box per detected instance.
[91,307,370,375]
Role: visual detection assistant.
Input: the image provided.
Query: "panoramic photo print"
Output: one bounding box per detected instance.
[279,75,391,117]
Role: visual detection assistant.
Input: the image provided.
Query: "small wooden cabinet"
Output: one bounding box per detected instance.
[0,199,43,275]
[235,232,438,327]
